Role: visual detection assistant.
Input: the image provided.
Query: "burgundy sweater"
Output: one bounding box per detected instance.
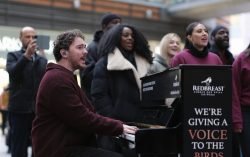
[232,52,250,131]
[32,63,123,157]
[170,49,222,67]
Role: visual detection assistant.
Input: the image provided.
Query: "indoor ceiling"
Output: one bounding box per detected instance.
[111,0,168,7]
[111,0,250,20]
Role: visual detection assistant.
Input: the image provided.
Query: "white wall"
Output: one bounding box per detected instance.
[229,12,250,57]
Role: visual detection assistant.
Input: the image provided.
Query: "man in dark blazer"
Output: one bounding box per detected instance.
[6,26,47,157]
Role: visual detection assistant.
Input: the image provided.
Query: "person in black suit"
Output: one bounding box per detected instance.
[6,26,47,157]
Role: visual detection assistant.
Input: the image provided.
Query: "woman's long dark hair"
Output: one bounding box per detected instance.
[98,24,153,63]
[184,22,200,49]
[244,43,250,57]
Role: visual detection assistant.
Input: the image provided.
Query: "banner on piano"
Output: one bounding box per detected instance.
[181,65,232,157]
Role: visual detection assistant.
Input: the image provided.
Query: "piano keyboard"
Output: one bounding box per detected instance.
[119,133,135,148]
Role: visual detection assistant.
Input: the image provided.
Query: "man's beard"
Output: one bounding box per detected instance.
[216,40,229,50]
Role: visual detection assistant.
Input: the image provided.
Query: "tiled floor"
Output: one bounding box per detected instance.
[0,130,31,157]
[0,131,10,157]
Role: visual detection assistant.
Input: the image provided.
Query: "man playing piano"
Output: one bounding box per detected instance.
[32,29,137,157]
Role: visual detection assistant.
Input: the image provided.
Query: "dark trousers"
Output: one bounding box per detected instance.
[232,132,241,157]
[241,109,250,157]
[67,146,123,157]
[9,112,34,157]
[97,135,122,152]
[97,135,138,157]
[0,109,8,135]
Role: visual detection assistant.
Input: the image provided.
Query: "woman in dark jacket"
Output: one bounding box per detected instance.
[92,24,152,121]
[91,24,152,152]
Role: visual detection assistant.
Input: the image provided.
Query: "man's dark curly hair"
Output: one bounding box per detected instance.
[98,24,153,63]
[53,29,84,62]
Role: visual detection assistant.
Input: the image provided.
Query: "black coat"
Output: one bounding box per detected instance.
[91,48,150,122]
[80,30,103,100]
[210,45,234,65]
[6,49,47,113]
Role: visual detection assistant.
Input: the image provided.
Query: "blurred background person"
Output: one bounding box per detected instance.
[171,22,222,67]
[6,26,47,157]
[32,29,137,157]
[0,85,11,153]
[210,25,239,157]
[232,43,250,157]
[0,85,9,135]
[91,24,152,154]
[210,25,234,65]
[80,13,122,101]
[147,33,182,115]
[148,33,182,74]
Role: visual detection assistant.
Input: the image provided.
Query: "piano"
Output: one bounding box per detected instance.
[119,65,233,157]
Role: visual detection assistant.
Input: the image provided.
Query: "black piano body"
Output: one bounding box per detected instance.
[120,65,232,157]
[120,65,182,156]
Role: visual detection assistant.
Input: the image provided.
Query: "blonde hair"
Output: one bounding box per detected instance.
[159,33,181,64]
